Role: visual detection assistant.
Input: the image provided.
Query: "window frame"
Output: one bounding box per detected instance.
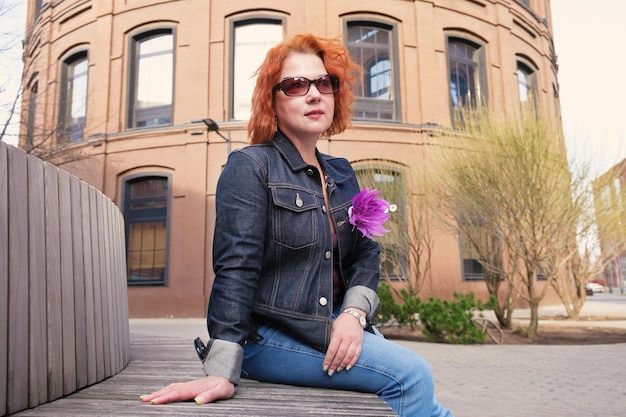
[516,57,538,112]
[58,50,89,143]
[354,164,408,281]
[122,173,172,286]
[446,35,489,120]
[127,27,176,129]
[228,15,285,121]
[344,19,402,122]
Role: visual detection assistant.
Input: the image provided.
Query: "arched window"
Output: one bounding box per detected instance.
[346,21,400,121]
[58,51,88,143]
[123,175,170,285]
[447,37,488,117]
[127,29,174,128]
[230,18,283,120]
[354,166,408,281]
[517,60,537,111]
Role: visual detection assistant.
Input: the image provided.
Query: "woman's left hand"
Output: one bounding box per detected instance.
[322,308,365,376]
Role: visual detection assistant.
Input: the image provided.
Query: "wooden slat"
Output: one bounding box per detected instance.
[7,147,30,414]
[27,156,48,408]
[9,334,396,417]
[58,170,77,395]
[44,163,63,402]
[80,181,97,385]
[70,177,88,390]
[89,187,105,382]
[0,143,9,416]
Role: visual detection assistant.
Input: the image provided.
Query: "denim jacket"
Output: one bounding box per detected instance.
[202,131,381,384]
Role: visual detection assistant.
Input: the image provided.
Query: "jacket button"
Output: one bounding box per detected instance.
[321,205,327,213]
[306,168,314,176]
[324,251,331,259]
[319,297,328,306]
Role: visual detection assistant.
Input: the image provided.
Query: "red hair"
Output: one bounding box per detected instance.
[248,34,361,144]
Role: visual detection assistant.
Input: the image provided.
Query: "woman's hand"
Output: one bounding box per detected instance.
[141,376,235,405]
[322,308,365,376]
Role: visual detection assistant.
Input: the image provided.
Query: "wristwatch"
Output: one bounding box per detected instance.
[342,309,367,328]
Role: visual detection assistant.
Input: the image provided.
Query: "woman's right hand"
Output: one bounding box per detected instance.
[141,376,235,405]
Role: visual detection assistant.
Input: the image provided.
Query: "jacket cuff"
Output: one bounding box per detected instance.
[341,285,380,320]
[201,339,244,385]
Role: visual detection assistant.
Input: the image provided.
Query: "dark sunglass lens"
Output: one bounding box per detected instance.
[315,76,333,93]
[282,78,309,95]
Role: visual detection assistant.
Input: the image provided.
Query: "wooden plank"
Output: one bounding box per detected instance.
[7,146,30,414]
[44,163,63,402]
[0,142,9,416]
[89,187,105,381]
[58,170,77,395]
[8,334,396,417]
[96,191,112,378]
[27,155,48,408]
[80,181,97,385]
[70,177,88,389]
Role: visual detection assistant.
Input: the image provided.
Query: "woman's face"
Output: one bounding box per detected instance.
[273,52,335,142]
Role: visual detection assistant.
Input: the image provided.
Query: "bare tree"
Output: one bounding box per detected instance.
[427,109,589,338]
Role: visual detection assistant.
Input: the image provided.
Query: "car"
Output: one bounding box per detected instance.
[586,281,605,294]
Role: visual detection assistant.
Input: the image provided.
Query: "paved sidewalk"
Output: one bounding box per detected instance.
[130,293,626,417]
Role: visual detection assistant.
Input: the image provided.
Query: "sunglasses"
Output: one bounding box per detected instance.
[272,74,340,96]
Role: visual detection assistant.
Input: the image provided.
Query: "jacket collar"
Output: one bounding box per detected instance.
[271,130,351,185]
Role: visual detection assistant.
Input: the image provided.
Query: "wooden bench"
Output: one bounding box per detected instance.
[1,142,129,415]
[9,333,397,416]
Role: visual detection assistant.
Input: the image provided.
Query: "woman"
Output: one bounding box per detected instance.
[142,34,453,417]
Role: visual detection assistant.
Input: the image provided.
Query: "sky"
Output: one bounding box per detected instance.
[1,1,625,178]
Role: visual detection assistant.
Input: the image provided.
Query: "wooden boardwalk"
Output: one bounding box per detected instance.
[9,333,396,417]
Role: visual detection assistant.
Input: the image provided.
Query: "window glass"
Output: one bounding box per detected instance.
[26,82,38,150]
[232,20,282,120]
[517,61,537,110]
[447,38,486,110]
[347,23,397,121]
[124,176,169,285]
[128,30,173,128]
[59,53,88,142]
[355,167,408,280]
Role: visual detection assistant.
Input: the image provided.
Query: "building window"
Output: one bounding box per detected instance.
[346,22,400,121]
[447,37,488,115]
[25,81,38,150]
[458,216,502,281]
[517,60,537,111]
[123,175,170,285]
[58,52,88,143]
[355,167,408,280]
[231,18,283,120]
[128,29,174,129]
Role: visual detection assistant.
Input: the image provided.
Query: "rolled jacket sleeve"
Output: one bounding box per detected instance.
[202,339,244,385]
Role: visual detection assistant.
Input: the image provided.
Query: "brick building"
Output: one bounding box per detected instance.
[20,0,562,317]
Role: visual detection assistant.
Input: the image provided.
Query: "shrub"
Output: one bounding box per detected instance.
[417,292,492,344]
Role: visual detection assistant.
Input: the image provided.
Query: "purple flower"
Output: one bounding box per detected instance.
[348,187,391,239]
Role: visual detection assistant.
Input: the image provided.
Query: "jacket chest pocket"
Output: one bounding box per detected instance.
[271,187,320,250]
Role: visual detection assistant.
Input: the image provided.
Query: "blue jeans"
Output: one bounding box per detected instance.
[241,318,453,417]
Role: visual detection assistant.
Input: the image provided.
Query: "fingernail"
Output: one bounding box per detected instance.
[336,367,343,373]
[322,365,329,372]
[150,399,158,405]
[346,365,352,371]
[139,395,146,400]
[327,369,334,376]
[195,396,205,405]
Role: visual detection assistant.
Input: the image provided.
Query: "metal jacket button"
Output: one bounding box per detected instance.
[324,251,331,259]
[319,297,328,306]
